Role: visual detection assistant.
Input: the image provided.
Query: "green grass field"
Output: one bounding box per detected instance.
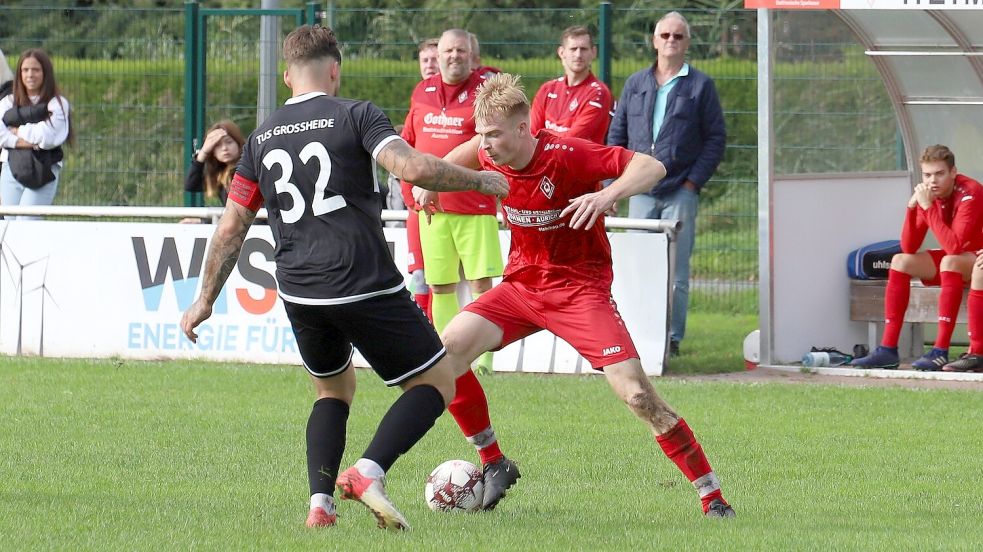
[2,355,982,551]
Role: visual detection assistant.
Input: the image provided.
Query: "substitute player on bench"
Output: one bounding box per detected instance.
[851,145,983,370]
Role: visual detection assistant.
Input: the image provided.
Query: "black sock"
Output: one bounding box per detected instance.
[306,397,350,496]
[362,384,445,472]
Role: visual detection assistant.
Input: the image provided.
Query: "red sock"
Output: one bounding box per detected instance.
[414,291,432,322]
[656,419,725,513]
[969,289,983,355]
[934,271,965,349]
[448,369,503,465]
[882,269,912,348]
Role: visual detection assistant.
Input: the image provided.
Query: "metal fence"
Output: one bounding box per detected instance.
[0,4,902,314]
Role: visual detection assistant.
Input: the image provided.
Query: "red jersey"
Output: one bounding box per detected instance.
[401,70,497,215]
[901,174,983,254]
[530,72,613,145]
[479,131,633,290]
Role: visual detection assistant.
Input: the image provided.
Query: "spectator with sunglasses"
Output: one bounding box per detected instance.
[607,11,725,359]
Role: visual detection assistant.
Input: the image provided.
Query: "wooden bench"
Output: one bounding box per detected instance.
[849,280,968,355]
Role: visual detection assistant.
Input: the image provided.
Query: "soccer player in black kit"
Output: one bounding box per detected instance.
[180,25,508,531]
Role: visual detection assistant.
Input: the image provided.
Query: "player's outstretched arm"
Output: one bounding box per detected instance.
[180,201,257,342]
[561,153,666,230]
[377,138,507,198]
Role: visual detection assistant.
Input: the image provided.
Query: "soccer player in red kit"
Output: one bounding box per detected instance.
[530,26,613,144]
[439,72,736,518]
[851,144,983,370]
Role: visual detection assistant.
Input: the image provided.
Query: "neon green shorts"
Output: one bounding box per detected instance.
[419,211,504,285]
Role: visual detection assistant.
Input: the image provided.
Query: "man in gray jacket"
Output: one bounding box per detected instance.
[608,11,726,357]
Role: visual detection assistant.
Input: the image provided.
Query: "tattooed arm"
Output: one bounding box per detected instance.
[180,201,257,342]
[376,138,507,198]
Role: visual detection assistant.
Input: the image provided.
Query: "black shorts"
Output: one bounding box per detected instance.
[282,290,445,386]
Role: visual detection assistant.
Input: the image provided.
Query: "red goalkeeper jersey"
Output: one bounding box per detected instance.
[530,72,613,145]
[900,174,983,254]
[479,131,633,290]
[401,70,497,215]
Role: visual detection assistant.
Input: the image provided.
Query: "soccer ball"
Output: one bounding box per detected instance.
[424,459,484,512]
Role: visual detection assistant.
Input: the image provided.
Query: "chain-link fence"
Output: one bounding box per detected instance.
[0,4,901,314]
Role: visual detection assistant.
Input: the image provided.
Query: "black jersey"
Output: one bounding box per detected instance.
[233,91,404,304]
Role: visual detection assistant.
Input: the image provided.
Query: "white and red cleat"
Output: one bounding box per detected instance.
[335,466,410,531]
[305,506,337,528]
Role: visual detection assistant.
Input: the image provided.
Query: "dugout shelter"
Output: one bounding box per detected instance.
[751,1,983,379]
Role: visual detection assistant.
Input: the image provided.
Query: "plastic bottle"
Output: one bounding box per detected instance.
[801,351,852,367]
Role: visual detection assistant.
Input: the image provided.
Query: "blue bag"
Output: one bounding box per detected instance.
[847,240,901,280]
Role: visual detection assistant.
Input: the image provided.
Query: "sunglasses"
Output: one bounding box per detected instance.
[659,32,687,40]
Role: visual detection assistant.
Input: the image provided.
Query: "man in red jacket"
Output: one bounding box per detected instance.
[851,144,983,370]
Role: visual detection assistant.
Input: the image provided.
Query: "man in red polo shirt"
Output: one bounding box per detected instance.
[530,25,613,145]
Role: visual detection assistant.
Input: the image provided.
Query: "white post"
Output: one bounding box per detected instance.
[757,9,774,367]
[257,0,281,126]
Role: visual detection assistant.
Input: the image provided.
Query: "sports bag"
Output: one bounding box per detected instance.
[846,240,901,280]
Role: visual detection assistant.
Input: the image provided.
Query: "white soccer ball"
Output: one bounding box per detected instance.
[424,459,484,512]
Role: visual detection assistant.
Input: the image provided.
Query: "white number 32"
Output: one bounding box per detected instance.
[263,142,346,224]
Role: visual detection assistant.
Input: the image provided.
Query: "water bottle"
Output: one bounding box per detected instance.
[802,351,851,367]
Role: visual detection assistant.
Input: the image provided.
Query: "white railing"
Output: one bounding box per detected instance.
[0,205,680,234]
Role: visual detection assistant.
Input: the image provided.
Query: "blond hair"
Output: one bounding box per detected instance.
[473,72,529,124]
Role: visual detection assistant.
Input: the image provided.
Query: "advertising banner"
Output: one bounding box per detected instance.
[0,220,669,375]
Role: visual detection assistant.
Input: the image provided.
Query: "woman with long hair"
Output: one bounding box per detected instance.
[0,48,73,219]
[188,120,245,202]
[181,119,245,223]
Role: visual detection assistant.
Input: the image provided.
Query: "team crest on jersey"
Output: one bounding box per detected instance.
[568,98,579,112]
[458,90,468,103]
[539,176,555,199]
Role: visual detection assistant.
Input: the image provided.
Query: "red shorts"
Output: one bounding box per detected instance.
[463,280,639,370]
[920,249,946,287]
